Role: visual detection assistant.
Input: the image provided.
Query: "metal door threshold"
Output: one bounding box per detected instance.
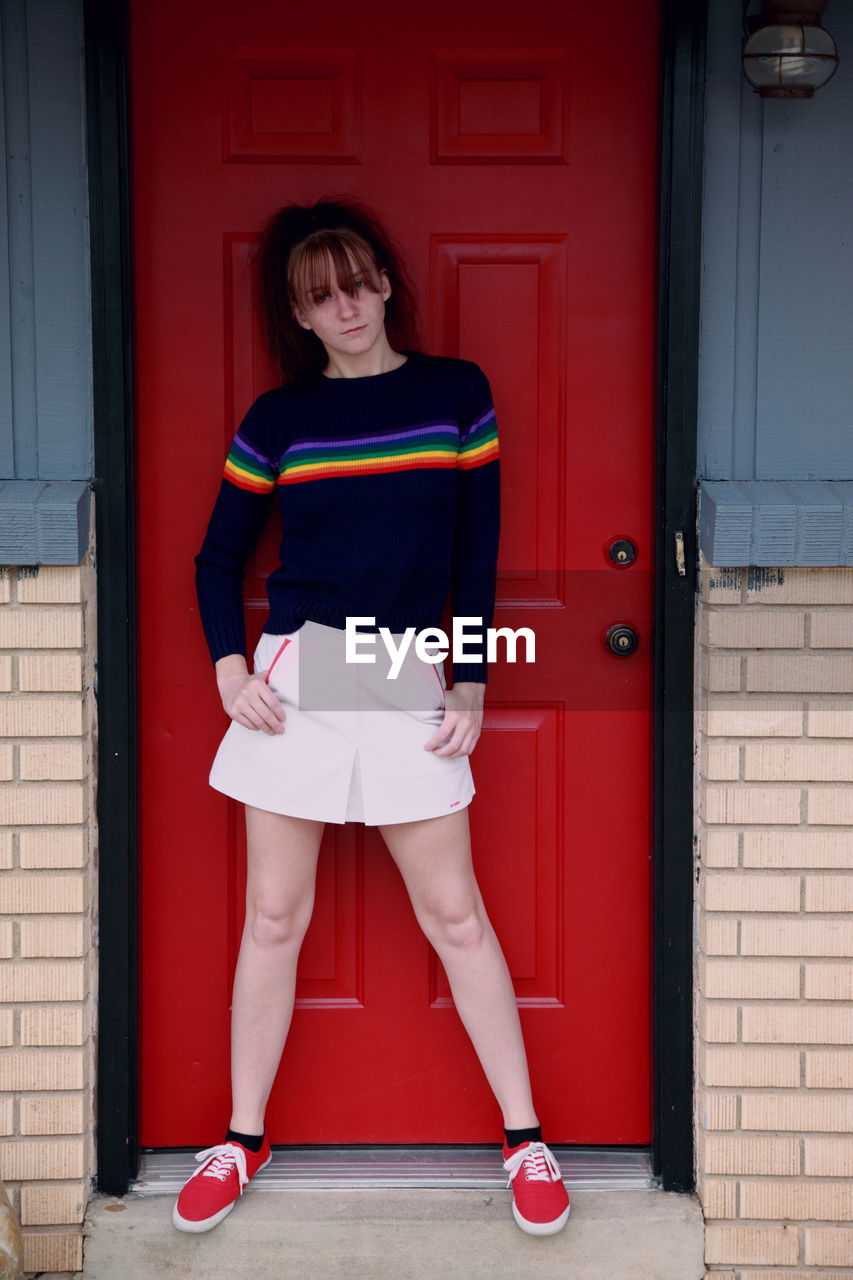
[133,1145,654,1194]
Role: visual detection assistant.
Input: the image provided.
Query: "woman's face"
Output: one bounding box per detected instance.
[291,248,391,361]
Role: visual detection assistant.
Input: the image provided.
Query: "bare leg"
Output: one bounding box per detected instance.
[228,806,325,1133]
[378,808,539,1130]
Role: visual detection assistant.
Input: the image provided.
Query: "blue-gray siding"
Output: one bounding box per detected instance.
[698,0,853,483]
[0,0,91,562]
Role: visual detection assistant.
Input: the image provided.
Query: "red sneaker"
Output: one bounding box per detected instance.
[502,1138,571,1235]
[172,1137,272,1233]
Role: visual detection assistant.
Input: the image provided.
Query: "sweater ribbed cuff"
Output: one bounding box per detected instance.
[451,661,488,686]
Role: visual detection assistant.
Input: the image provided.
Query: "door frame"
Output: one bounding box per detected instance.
[84,0,706,1196]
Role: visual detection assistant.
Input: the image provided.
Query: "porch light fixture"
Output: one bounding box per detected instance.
[742,0,839,97]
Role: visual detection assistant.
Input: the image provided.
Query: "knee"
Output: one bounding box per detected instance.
[421,900,486,951]
[247,897,313,947]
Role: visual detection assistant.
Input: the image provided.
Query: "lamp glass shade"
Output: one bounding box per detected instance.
[743,23,838,90]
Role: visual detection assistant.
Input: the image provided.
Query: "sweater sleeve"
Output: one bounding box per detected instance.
[194,396,279,665]
[450,364,501,685]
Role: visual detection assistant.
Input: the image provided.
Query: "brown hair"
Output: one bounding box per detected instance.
[251,195,423,387]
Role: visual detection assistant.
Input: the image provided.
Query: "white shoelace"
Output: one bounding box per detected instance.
[502,1140,563,1188]
[188,1142,250,1194]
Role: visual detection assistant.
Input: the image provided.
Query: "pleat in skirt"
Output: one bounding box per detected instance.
[208,620,475,825]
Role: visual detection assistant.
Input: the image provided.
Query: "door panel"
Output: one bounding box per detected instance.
[132,0,660,1144]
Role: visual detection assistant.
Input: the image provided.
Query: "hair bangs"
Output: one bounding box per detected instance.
[288,231,382,308]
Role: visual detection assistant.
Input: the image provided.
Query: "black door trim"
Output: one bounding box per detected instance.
[83,0,140,1194]
[652,0,707,1192]
[85,0,707,1195]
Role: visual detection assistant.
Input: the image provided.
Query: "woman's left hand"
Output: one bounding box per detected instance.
[423,681,485,758]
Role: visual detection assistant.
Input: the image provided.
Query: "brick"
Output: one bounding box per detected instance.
[0,1096,13,1134]
[702,610,805,648]
[0,1137,85,1181]
[811,610,853,647]
[19,828,86,868]
[803,961,853,1000]
[700,914,738,955]
[747,653,853,693]
[702,872,800,912]
[702,785,801,825]
[741,1178,853,1220]
[739,1273,851,1280]
[0,1007,13,1045]
[742,917,853,957]
[743,1005,853,1046]
[702,654,742,692]
[702,741,740,779]
[21,1229,83,1274]
[0,655,12,691]
[699,566,743,603]
[16,567,82,604]
[805,876,853,912]
[808,786,853,824]
[808,699,853,736]
[0,1050,84,1092]
[0,875,83,914]
[804,1225,853,1266]
[0,743,13,780]
[18,653,83,691]
[0,785,85,825]
[700,1133,799,1176]
[0,830,12,869]
[19,918,85,958]
[0,571,10,604]
[699,1003,738,1043]
[19,1093,85,1135]
[0,920,13,958]
[0,962,86,1002]
[20,1007,84,1046]
[19,1181,89,1226]
[697,1176,737,1218]
[701,829,739,867]
[704,1222,798,1266]
[702,1092,738,1131]
[806,1050,853,1088]
[745,741,853,781]
[704,698,804,737]
[19,741,85,780]
[700,957,799,999]
[746,567,853,605]
[0,697,82,736]
[0,610,82,649]
[743,829,853,869]
[742,1092,853,1139]
[805,1136,853,1176]
[700,1044,799,1087]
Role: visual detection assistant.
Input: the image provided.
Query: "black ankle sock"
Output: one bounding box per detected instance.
[504,1123,542,1148]
[225,1126,264,1153]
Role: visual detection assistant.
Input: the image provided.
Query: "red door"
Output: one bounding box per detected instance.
[132,0,660,1144]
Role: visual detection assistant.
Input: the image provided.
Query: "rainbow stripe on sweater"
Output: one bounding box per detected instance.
[223,409,499,491]
[223,430,278,494]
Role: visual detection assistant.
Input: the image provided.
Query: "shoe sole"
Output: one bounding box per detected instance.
[512,1198,571,1236]
[172,1152,273,1233]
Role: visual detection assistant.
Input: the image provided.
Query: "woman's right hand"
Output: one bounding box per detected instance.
[215,654,286,734]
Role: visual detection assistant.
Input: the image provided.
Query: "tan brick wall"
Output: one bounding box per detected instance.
[0,554,97,1276]
[696,559,853,1279]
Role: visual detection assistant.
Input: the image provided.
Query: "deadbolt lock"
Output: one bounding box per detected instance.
[605,623,639,656]
[608,538,637,565]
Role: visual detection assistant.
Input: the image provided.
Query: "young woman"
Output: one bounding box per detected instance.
[174,196,570,1238]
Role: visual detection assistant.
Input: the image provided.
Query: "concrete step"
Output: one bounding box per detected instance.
[80,1186,706,1280]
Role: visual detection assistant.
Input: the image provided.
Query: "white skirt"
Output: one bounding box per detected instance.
[208,620,476,825]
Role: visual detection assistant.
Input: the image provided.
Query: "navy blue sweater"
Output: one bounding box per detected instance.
[194,349,501,684]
